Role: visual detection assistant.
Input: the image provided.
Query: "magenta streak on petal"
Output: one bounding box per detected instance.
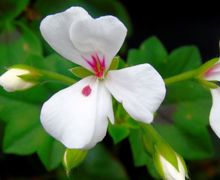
[205,63,220,77]
[82,53,106,78]
[82,85,92,96]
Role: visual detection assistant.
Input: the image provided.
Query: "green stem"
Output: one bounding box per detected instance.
[40,70,76,85]
[164,69,198,85]
[139,123,163,154]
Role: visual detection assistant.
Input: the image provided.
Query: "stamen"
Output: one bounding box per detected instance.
[82,85,92,96]
[82,53,106,78]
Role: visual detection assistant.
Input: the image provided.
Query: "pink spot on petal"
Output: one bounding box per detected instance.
[82,85,92,96]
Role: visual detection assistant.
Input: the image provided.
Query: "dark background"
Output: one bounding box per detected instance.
[121,1,220,61]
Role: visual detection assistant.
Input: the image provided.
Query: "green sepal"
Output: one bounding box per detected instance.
[70,67,93,78]
[9,64,42,83]
[63,148,88,175]
[153,149,166,179]
[155,143,179,171]
[108,56,120,71]
[197,78,218,89]
[18,74,41,83]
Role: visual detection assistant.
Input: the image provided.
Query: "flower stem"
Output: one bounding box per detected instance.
[139,123,163,154]
[164,69,198,85]
[40,70,76,85]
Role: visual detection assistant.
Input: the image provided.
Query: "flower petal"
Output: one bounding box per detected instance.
[88,81,114,148]
[209,88,220,138]
[40,7,92,69]
[69,15,127,70]
[40,76,113,149]
[105,64,166,123]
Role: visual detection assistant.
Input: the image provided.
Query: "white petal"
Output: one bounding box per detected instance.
[40,7,92,69]
[0,68,34,92]
[69,15,127,70]
[88,81,114,148]
[105,64,166,123]
[40,76,113,149]
[209,88,220,138]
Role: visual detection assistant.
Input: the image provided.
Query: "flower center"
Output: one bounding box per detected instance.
[82,85,92,96]
[83,53,106,78]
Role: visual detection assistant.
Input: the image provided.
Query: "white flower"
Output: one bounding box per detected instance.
[0,68,35,92]
[159,154,186,180]
[203,59,220,137]
[40,7,166,149]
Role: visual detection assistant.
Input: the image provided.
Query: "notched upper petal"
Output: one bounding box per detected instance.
[69,15,127,69]
[40,6,127,72]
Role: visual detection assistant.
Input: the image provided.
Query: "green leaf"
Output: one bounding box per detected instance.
[0,22,42,73]
[108,123,130,144]
[0,96,45,154]
[0,0,29,22]
[165,81,210,103]
[165,81,211,126]
[63,148,88,174]
[155,124,213,160]
[70,67,93,79]
[37,135,65,171]
[129,130,159,178]
[160,80,214,160]
[127,36,168,76]
[0,93,66,170]
[127,37,202,79]
[165,46,201,77]
[69,145,129,180]
[174,98,211,126]
[129,130,148,166]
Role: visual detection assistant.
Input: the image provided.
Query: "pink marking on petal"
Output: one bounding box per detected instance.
[82,85,92,96]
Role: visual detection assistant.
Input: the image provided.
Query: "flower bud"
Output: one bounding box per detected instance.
[0,68,36,92]
[63,148,87,175]
[155,151,187,180]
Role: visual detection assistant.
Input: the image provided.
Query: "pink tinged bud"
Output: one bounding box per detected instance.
[204,62,220,78]
[82,85,92,96]
[83,53,106,78]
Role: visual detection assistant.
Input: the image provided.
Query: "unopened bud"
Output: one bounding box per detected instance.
[155,151,187,180]
[63,148,87,176]
[0,68,36,92]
